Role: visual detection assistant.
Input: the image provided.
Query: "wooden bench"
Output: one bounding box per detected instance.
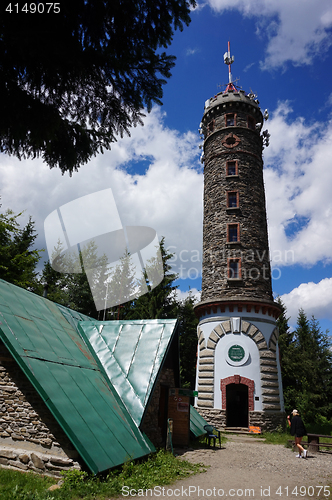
[307,433,332,452]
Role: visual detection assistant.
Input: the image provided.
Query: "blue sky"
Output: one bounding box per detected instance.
[1,0,332,334]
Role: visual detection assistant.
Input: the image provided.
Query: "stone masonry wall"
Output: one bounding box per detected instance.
[0,341,81,477]
[201,91,273,303]
[195,407,286,432]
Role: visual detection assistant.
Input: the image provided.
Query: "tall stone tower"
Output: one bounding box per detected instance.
[194,43,284,431]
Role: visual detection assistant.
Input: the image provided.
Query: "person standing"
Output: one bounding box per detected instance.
[287,409,307,458]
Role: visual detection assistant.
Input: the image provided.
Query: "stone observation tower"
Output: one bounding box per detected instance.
[194,43,284,431]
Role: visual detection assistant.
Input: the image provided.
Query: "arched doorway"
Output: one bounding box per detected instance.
[226,383,248,427]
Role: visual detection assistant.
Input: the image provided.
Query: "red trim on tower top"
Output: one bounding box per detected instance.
[193,300,282,320]
[224,82,238,93]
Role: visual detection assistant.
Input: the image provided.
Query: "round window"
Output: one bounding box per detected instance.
[226,136,236,146]
[222,133,240,148]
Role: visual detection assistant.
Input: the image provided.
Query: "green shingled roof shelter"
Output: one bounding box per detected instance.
[0,279,179,474]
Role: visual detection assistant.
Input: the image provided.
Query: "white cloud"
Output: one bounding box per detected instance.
[205,0,332,68]
[280,278,332,324]
[264,102,332,267]
[0,108,203,281]
[186,47,199,56]
[175,287,201,303]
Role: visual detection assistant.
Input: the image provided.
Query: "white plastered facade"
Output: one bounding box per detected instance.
[195,309,284,414]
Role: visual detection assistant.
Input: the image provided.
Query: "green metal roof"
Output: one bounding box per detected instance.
[0,280,155,474]
[78,319,178,426]
[190,405,209,438]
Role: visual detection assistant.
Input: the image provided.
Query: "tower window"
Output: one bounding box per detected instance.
[247,116,256,130]
[225,113,236,127]
[227,191,239,208]
[227,223,240,242]
[226,161,238,176]
[228,258,241,279]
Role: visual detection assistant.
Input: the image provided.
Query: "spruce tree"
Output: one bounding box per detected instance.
[177,291,198,388]
[0,208,42,290]
[1,0,195,174]
[127,238,178,320]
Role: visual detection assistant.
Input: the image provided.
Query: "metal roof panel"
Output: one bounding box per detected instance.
[79,319,178,426]
[0,280,155,474]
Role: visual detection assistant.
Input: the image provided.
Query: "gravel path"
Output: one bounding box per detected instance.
[120,437,332,500]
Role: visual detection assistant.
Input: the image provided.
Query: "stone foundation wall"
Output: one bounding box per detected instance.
[196,408,227,428]
[0,341,81,476]
[249,411,286,432]
[195,407,286,432]
[0,446,80,477]
[140,367,175,447]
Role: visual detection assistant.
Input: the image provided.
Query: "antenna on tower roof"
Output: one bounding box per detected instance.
[224,41,234,83]
[223,41,238,93]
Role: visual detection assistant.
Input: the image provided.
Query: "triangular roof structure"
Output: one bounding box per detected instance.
[79,319,178,426]
[0,280,178,474]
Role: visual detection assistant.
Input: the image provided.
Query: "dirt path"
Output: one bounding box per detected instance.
[120,436,332,499]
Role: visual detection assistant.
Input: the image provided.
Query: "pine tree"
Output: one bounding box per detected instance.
[105,251,138,320]
[127,238,178,320]
[276,298,297,415]
[177,291,198,388]
[0,207,42,290]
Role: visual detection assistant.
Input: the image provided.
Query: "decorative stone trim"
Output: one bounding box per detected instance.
[260,372,279,380]
[269,327,279,350]
[198,385,214,393]
[261,380,279,387]
[209,330,220,343]
[198,364,214,372]
[207,338,218,349]
[197,327,206,349]
[220,375,255,411]
[241,320,250,333]
[213,324,226,338]
[196,399,213,408]
[199,348,214,359]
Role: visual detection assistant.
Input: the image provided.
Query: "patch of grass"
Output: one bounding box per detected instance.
[260,431,290,446]
[0,468,55,499]
[0,449,204,500]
